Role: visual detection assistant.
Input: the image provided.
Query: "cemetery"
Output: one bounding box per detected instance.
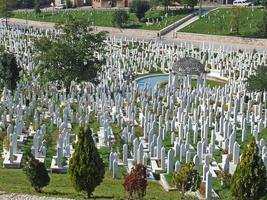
[180,7,266,38]
[0,20,267,200]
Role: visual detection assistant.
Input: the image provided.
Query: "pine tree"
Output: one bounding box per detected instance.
[231,137,267,200]
[23,154,50,192]
[0,49,20,92]
[69,126,105,199]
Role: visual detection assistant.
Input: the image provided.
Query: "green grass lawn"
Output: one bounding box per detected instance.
[0,168,181,200]
[180,8,266,38]
[13,9,192,31]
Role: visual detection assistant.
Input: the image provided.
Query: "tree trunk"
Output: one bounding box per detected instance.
[180,185,185,200]
[87,191,94,199]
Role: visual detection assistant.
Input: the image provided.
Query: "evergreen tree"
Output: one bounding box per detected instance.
[0,48,20,92]
[69,126,105,199]
[0,0,16,26]
[172,162,201,200]
[23,154,50,192]
[231,137,267,200]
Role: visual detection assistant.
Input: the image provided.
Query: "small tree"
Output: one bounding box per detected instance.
[172,162,201,200]
[246,65,267,92]
[0,48,20,92]
[112,9,129,28]
[123,164,147,200]
[23,154,50,192]
[34,0,41,14]
[69,126,105,199]
[231,137,267,200]
[130,0,150,21]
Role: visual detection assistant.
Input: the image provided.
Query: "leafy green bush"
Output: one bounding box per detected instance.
[23,155,50,192]
[172,162,201,199]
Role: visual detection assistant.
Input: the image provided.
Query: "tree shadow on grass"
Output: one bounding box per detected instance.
[43,190,115,199]
[42,190,86,199]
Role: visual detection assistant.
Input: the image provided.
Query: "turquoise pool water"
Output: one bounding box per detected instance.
[136,74,169,89]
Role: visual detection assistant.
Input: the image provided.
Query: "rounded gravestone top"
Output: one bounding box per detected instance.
[172,57,205,76]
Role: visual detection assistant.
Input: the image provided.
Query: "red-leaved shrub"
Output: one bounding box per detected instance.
[123,164,147,200]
